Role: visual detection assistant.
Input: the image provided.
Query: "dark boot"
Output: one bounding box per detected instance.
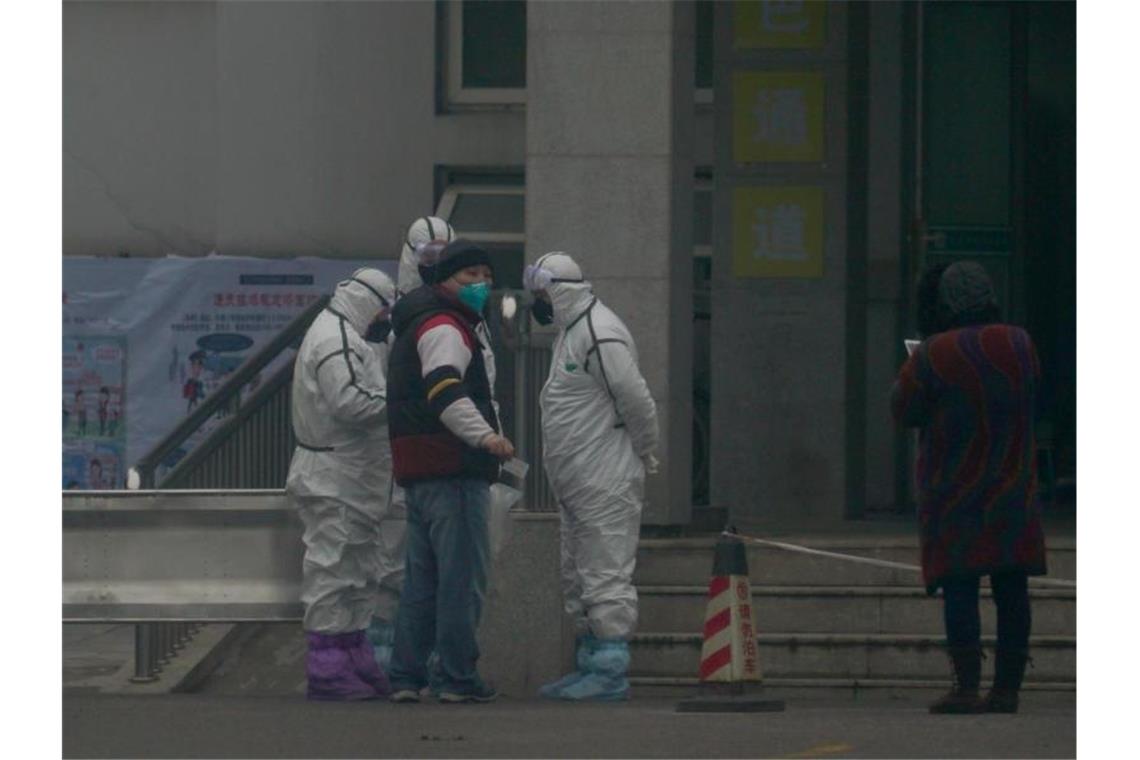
[984,647,1029,713]
[929,646,986,714]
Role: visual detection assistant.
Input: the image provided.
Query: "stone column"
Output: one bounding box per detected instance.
[710,2,853,530]
[525,0,694,525]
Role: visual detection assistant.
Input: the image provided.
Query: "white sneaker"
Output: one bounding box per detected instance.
[389,689,421,703]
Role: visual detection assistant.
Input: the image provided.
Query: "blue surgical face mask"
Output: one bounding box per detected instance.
[457,281,491,314]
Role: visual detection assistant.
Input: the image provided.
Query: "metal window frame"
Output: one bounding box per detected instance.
[442,0,713,109]
[445,0,526,108]
[435,184,526,244]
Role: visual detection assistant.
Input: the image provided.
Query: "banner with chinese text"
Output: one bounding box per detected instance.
[62,255,387,488]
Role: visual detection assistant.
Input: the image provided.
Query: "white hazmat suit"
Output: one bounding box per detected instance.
[286,268,403,635]
[530,253,659,640]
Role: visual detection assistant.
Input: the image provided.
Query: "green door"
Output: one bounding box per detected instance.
[907,1,1076,508]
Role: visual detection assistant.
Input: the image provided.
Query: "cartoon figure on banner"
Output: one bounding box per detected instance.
[98,386,111,436]
[73,388,87,436]
[87,457,105,490]
[183,350,207,412]
[108,392,121,437]
[180,334,255,414]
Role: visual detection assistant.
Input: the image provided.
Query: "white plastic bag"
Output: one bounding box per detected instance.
[488,483,522,558]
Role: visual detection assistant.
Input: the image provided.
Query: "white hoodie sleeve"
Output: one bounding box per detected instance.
[417,321,497,447]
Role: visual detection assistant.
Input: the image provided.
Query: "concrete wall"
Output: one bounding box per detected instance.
[63,0,524,259]
[479,513,566,695]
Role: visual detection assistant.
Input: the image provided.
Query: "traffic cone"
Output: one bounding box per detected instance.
[676,529,785,713]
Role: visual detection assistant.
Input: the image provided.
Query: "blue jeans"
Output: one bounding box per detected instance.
[389,477,490,695]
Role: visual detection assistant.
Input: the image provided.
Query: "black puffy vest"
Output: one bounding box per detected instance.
[387,286,500,486]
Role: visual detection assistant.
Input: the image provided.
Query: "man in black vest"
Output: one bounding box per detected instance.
[386,239,514,703]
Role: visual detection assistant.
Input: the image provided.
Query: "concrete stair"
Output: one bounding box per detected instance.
[628,535,1076,695]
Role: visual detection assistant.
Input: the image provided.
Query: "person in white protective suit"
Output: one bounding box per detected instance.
[397,215,455,298]
[397,216,498,399]
[286,267,399,701]
[524,252,660,701]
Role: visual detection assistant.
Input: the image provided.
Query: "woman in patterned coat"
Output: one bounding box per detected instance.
[891,261,1047,715]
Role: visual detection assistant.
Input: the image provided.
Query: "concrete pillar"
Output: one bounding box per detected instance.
[864,2,907,513]
[710,3,853,530]
[525,1,695,525]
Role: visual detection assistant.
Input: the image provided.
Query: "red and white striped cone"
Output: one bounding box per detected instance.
[677,531,785,712]
[699,543,762,684]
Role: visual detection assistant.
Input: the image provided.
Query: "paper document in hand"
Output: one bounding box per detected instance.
[904,339,920,356]
[501,457,529,480]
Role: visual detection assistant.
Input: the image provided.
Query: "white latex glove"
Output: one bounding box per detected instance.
[641,453,660,475]
[501,294,517,321]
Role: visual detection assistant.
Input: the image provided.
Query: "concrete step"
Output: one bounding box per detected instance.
[629,633,1075,682]
[634,537,1076,587]
[637,585,1076,636]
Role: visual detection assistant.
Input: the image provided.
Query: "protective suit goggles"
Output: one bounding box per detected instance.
[522,264,583,292]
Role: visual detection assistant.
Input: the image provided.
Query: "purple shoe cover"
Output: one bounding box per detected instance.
[306,631,384,701]
[348,630,392,696]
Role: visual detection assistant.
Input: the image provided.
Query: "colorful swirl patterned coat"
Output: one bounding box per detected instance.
[891,324,1047,594]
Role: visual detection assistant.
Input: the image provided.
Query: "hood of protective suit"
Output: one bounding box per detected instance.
[531,252,594,330]
[397,216,455,295]
[329,268,396,336]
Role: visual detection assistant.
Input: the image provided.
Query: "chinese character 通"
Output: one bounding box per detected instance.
[752,88,808,146]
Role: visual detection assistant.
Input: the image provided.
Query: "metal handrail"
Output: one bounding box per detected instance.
[157,362,296,489]
[134,295,329,488]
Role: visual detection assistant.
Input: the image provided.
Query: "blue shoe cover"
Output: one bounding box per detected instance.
[366,618,395,671]
[538,634,595,698]
[556,639,630,702]
[539,670,588,698]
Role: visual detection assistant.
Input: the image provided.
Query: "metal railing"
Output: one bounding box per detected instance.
[512,330,556,511]
[133,294,329,489]
[158,364,296,489]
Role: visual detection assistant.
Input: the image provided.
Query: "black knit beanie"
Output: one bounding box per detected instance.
[431,239,493,284]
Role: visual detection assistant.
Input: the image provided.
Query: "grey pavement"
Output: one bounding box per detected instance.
[63,692,1075,759]
[63,623,1075,758]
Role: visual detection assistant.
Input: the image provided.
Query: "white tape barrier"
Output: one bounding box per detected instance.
[724,532,1076,589]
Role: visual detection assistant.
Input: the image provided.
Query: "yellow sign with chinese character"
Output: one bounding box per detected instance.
[733,71,825,163]
[734,0,827,49]
[732,186,825,278]
[734,71,825,164]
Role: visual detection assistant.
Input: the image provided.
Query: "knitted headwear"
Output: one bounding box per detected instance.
[431,239,493,284]
[937,261,999,328]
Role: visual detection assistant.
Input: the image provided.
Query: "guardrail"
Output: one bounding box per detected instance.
[133,296,329,489]
[64,489,304,681]
[64,490,304,622]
